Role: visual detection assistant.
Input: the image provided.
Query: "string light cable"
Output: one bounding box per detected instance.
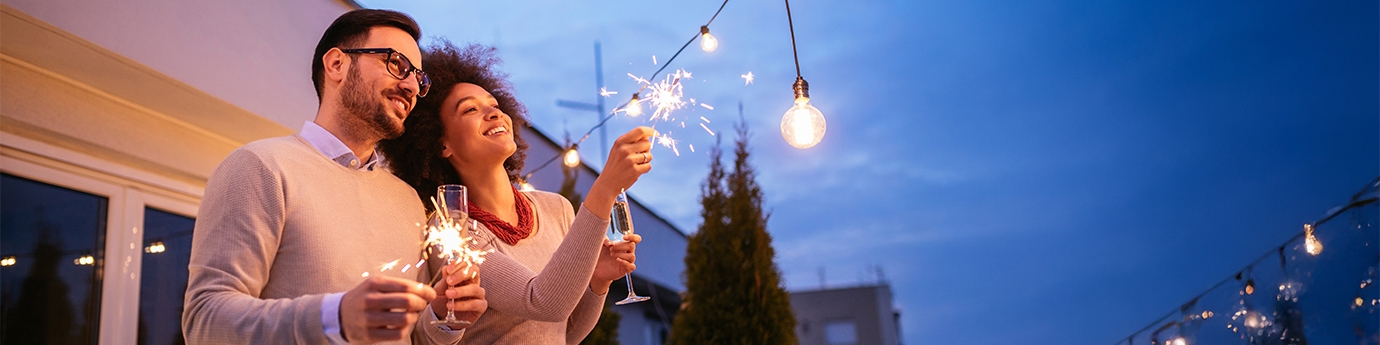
[519,0,731,184]
[777,0,827,149]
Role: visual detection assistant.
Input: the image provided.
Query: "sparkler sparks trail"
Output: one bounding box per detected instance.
[627,73,648,85]
[652,55,657,65]
[637,69,691,122]
[700,103,714,110]
[689,144,695,152]
[700,123,716,136]
[600,87,617,97]
[700,116,711,123]
[380,259,400,272]
[741,71,754,85]
[655,132,681,156]
[422,196,493,282]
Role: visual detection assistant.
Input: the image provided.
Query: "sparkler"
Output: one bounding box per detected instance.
[741,71,754,85]
[423,195,492,283]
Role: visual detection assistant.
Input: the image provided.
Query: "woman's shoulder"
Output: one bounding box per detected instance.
[521,190,573,210]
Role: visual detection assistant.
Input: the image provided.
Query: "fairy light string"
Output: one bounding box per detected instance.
[519,0,732,184]
[1116,178,1379,345]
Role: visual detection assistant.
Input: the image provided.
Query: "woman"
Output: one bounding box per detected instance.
[380,41,653,344]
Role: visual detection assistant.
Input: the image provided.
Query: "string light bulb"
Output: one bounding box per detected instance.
[699,26,718,52]
[74,255,94,266]
[1169,336,1186,345]
[781,77,826,148]
[563,146,581,168]
[1,256,14,266]
[145,241,166,254]
[1303,223,1322,256]
[624,94,643,117]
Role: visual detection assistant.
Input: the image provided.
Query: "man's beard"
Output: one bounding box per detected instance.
[340,64,406,139]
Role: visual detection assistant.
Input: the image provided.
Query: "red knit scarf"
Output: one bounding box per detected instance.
[468,185,534,245]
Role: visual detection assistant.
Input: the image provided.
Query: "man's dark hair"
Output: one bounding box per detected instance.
[311,9,422,102]
[379,41,530,210]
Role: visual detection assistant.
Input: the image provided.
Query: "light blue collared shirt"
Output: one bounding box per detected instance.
[300,121,381,171]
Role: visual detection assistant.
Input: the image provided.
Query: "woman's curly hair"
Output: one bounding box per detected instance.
[379,40,529,211]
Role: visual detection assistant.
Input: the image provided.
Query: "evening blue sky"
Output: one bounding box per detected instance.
[364,0,1377,343]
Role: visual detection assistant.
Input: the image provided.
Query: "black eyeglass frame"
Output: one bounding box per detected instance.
[340,48,432,97]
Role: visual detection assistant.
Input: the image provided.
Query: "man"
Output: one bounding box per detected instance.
[183,9,485,344]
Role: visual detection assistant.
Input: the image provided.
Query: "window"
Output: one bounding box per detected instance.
[0,173,108,345]
[824,320,858,345]
[137,208,194,345]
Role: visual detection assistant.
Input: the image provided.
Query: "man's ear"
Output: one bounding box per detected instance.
[322,48,351,85]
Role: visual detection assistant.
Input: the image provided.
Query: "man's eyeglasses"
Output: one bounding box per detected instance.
[340,48,431,97]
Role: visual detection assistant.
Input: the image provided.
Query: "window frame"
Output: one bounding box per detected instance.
[2,136,200,345]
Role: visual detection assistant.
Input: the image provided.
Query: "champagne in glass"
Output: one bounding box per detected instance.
[430,184,473,327]
[610,190,650,305]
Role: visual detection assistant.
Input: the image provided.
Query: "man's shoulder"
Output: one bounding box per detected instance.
[239,135,311,155]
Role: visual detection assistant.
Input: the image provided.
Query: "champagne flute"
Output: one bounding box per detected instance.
[609,190,650,305]
[430,184,473,327]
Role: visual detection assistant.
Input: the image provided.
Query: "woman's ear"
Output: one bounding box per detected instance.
[441,142,453,158]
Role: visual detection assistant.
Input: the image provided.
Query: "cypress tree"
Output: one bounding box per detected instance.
[669,124,797,345]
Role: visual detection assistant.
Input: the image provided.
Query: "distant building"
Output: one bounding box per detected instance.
[791,284,902,345]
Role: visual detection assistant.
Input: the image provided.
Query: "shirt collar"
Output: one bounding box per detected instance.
[300,121,380,171]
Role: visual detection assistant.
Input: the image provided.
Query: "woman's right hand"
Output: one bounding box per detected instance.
[585,127,655,217]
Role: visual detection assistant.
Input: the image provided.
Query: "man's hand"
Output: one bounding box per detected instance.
[591,233,641,295]
[340,275,437,343]
[430,261,487,327]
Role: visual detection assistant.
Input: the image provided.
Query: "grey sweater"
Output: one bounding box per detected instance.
[460,190,610,345]
[182,135,461,345]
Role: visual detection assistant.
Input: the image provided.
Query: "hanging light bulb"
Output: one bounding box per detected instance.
[1169,336,1187,345]
[1303,223,1322,256]
[1,256,15,266]
[145,241,166,254]
[699,26,718,52]
[624,94,643,117]
[781,77,826,149]
[563,146,581,168]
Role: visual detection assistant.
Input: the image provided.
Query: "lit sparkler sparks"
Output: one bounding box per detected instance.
[700,116,711,123]
[422,197,493,281]
[700,103,714,110]
[652,55,657,65]
[600,87,617,98]
[641,69,691,122]
[699,123,716,136]
[655,132,680,156]
[741,71,754,85]
[380,259,400,272]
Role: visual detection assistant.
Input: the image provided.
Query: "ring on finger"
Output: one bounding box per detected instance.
[640,152,650,164]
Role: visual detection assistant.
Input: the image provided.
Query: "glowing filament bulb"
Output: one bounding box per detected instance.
[781,78,826,149]
[74,255,94,266]
[699,26,718,52]
[1303,223,1322,255]
[782,97,826,148]
[563,147,581,168]
[145,241,166,254]
[0,256,15,266]
[624,94,643,117]
[1170,337,1186,345]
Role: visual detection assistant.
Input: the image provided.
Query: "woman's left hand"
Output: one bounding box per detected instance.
[591,234,641,294]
